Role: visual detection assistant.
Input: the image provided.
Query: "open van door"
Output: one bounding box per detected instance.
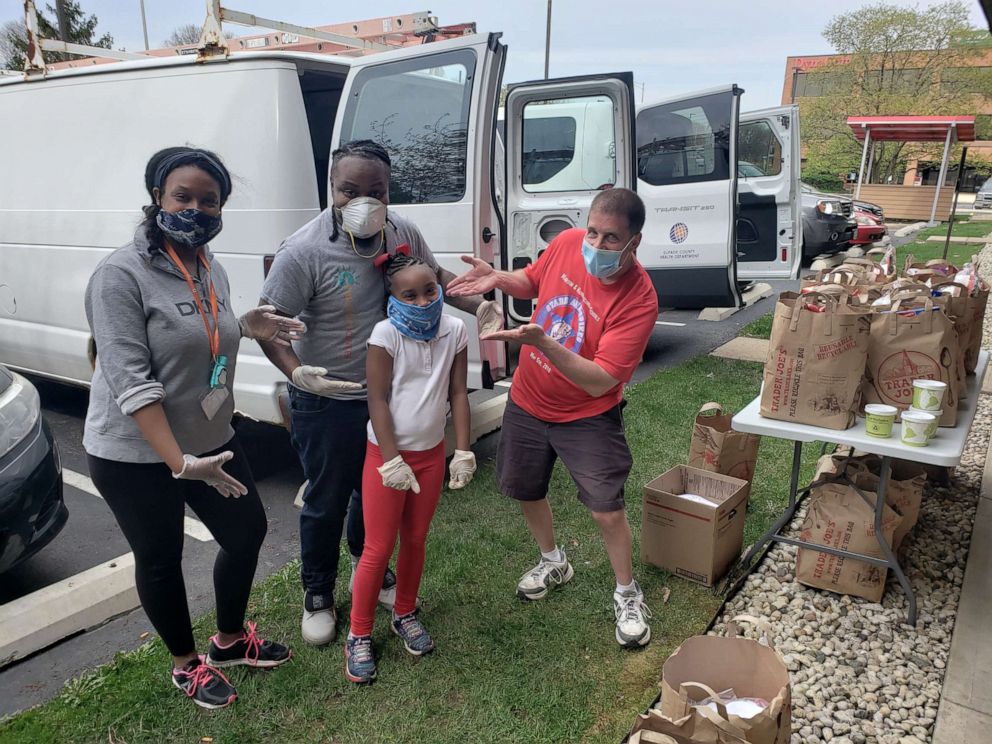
[636,86,743,309]
[502,73,636,322]
[332,33,506,388]
[737,105,802,281]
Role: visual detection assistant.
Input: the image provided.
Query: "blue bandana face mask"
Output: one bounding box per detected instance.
[387,285,444,341]
[156,208,223,249]
[582,237,635,279]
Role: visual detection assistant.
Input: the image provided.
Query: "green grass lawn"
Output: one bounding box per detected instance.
[0,357,817,744]
[894,217,992,267]
[740,313,773,340]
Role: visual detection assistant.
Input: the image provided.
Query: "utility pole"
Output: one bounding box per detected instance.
[139,0,149,50]
[55,0,69,62]
[544,0,552,80]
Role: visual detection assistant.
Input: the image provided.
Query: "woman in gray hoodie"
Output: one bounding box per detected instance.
[83,147,302,709]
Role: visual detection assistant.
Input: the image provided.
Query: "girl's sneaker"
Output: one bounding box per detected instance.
[206,622,292,669]
[391,611,435,656]
[171,656,237,710]
[344,635,377,683]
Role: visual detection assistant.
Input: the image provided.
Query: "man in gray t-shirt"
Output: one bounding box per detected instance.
[258,140,500,647]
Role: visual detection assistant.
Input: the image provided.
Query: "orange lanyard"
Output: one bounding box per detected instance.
[163,241,221,360]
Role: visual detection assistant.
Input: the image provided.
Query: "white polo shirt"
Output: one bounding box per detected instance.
[366,314,468,452]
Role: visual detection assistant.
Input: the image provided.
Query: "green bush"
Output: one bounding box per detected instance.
[801,168,846,193]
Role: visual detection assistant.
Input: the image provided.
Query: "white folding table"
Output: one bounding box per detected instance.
[730,351,988,625]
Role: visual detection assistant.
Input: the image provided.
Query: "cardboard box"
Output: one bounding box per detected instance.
[640,465,749,587]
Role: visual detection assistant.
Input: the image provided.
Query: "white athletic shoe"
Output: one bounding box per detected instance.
[614,582,652,648]
[301,592,337,646]
[348,558,411,611]
[516,550,574,601]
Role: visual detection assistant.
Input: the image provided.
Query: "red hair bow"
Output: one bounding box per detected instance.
[373,243,410,270]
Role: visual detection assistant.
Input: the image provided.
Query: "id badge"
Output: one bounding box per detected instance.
[200,386,229,421]
[210,355,229,389]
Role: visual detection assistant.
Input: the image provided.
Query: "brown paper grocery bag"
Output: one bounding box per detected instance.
[760,292,870,430]
[795,482,902,602]
[659,617,792,744]
[688,403,760,497]
[629,704,750,744]
[811,454,926,551]
[964,286,989,375]
[862,296,961,426]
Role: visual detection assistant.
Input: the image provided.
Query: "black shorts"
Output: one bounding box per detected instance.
[495,397,633,513]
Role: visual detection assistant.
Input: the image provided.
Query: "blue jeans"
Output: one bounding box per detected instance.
[289,386,367,596]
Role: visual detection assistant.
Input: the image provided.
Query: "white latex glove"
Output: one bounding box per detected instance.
[448,449,477,490]
[291,365,364,397]
[377,455,421,493]
[172,451,248,498]
[476,299,504,337]
[239,305,307,346]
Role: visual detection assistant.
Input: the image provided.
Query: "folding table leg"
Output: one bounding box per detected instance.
[873,456,917,626]
[738,440,804,568]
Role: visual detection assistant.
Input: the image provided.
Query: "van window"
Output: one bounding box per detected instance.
[636,91,732,187]
[297,67,346,210]
[522,114,576,187]
[339,50,475,204]
[738,120,782,177]
[521,96,616,193]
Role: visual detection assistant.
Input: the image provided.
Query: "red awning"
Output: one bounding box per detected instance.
[847,115,976,142]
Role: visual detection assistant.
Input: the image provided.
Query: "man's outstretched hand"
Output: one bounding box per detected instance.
[446,256,499,297]
[481,323,547,346]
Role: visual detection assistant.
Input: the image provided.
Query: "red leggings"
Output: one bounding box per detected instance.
[350,440,445,636]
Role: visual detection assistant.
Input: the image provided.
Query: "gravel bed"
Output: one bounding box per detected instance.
[710,244,992,744]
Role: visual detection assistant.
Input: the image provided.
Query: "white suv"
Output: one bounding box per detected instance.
[977,177,992,210]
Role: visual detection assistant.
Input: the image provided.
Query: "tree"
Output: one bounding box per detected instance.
[163,24,202,48]
[1,20,26,70]
[799,1,992,185]
[1,1,112,69]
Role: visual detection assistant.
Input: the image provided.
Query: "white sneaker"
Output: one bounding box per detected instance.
[301,592,337,646]
[516,550,574,601]
[614,582,652,648]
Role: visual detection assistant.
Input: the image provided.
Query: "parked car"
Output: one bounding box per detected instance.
[976,176,992,209]
[0,365,66,573]
[800,181,856,259]
[849,200,887,246]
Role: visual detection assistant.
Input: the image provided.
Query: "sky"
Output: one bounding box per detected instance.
[3,0,989,109]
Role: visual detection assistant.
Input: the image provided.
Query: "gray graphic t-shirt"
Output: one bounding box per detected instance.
[261,209,438,400]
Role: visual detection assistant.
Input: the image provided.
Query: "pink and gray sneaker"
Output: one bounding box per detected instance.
[206,621,292,669]
[171,656,237,709]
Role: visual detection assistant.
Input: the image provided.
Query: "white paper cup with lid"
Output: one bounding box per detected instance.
[912,380,947,411]
[864,404,898,438]
[907,407,939,440]
[901,410,936,447]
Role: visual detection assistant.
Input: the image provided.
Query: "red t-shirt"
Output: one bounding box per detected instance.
[510,228,659,423]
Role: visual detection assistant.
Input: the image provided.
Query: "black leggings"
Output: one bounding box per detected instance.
[88,435,267,657]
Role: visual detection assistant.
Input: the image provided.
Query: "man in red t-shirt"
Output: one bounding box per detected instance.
[448,188,658,648]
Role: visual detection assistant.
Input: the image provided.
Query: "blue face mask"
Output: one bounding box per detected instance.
[156,208,223,249]
[387,285,444,341]
[582,237,635,279]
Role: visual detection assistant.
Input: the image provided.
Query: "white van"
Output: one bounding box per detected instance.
[0,33,801,426]
[497,88,801,319]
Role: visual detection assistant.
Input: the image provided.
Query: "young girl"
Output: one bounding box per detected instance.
[345,249,477,683]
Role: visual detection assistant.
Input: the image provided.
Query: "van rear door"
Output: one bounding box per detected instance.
[501,73,636,322]
[737,105,801,281]
[636,85,743,309]
[333,33,506,388]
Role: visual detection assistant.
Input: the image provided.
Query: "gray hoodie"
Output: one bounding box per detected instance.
[83,227,241,464]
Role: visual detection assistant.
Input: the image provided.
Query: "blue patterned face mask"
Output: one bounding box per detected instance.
[582,236,635,279]
[156,208,223,249]
[387,285,444,341]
